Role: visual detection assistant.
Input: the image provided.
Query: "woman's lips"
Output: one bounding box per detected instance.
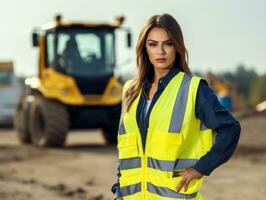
[155,58,166,63]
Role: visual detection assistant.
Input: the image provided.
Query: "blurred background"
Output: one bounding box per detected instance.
[0,0,265,199]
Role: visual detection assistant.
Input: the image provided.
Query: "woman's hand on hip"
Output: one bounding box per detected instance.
[116,197,123,200]
[175,168,203,192]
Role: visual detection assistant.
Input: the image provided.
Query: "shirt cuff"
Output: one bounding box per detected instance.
[114,187,123,199]
[193,164,212,176]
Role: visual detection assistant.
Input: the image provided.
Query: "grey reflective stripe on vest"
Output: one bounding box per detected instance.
[200,121,208,131]
[174,158,198,170]
[120,157,141,170]
[120,182,141,196]
[148,157,175,171]
[169,74,192,133]
[147,182,197,199]
[148,157,199,171]
[119,120,126,134]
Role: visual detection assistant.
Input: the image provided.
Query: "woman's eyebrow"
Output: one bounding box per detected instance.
[163,40,172,43]
[147,39,172,43]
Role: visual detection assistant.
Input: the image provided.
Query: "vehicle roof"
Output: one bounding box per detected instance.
[40,16,124,31]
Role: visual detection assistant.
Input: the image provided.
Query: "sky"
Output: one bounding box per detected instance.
[0,0,265,77]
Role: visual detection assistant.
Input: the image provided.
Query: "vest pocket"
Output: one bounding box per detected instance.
[119,175,142,198]
[168,175,204,194]
[118,134,139,159]
[149,132,182,161]
[119,174,141,187]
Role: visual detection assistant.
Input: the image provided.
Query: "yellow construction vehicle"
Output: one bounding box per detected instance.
[14,15,132,147]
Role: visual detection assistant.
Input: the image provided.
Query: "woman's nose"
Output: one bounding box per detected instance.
[158,44,166,55]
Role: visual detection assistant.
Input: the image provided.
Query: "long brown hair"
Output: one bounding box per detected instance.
[124,14,191,112]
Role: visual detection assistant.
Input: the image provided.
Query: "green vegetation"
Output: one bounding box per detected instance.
[219,64,266,108]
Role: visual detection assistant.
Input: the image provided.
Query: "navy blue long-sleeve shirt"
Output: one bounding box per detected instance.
[111,67,241,199]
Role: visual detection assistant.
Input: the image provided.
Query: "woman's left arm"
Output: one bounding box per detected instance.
[176,79,241,192]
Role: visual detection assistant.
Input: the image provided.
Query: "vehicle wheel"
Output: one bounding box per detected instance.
[14,95,32,144]
[29,96,69,147]
[102,104,121,145]
[102,125,119,145]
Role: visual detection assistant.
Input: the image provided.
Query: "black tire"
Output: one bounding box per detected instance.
[102,104,121,145]
[29,96,69,147]
[102,125,118,145]
[14,95,32,144]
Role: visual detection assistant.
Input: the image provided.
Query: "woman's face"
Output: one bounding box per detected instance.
[145,27,176,71]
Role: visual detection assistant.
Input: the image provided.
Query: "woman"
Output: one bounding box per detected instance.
[112,14,240,200]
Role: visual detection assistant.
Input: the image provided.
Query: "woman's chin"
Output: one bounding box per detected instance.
[153,64,173,71]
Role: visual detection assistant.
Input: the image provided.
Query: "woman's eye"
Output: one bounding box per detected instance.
[165,42,173,46]
[148,43,157,47]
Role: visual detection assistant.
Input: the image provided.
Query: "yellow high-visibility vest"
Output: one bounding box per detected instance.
[117,72,213,200]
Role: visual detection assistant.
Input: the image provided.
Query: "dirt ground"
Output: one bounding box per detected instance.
[0,115,265,200]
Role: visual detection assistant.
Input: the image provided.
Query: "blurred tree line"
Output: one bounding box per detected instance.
[218,64,266,108]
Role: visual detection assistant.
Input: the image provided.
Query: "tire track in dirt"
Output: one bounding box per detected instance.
[0,169,109,200]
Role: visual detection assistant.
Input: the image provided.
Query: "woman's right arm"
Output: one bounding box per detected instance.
[112,80,133,200]
[111,159,123,199]
[111,106,124,200]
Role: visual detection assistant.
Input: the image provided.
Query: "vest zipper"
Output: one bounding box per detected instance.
[143,154,147,200]
[143,81,162,153]
[141,81,162,199]
[140,88,148,154]
[139,88,148,200]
